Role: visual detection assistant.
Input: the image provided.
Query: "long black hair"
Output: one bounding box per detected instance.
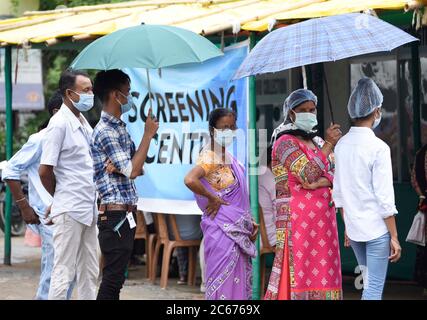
[276,126,319,141]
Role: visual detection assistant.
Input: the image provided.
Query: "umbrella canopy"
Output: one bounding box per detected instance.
[233,13,418,80]
[70,24,223,70]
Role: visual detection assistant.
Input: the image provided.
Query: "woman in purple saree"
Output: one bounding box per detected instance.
[185,108,257,300]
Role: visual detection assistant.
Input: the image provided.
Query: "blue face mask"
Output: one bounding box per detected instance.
[117,92,133,114]
[69,90,94,112]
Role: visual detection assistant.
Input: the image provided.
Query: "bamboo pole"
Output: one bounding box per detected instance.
[72,34,98,42]
[27,11,131,46]
[45,38,60,46]
[0,13,73,33]
[202,0,324,35]
[23,0,242,16]
[167,0,260,27]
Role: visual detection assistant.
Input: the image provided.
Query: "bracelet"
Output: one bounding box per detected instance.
[16,197,27,203]
[324,140,334,148]
[420,195,426,199]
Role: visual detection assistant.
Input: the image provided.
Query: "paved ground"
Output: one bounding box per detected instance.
[0,234,425,300]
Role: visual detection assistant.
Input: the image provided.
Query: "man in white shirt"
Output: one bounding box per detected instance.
[39,70,99,300]
[333,77,402,300]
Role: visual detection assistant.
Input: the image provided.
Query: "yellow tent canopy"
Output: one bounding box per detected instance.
[0,0,420,46]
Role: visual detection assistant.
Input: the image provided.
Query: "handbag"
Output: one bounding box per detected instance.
[406,211,426,246]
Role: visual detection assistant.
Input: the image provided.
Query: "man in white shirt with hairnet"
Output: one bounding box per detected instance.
[333,77,402,300]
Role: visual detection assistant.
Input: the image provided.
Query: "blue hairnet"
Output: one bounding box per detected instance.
[347,78,383,119]
[283,89,318,121]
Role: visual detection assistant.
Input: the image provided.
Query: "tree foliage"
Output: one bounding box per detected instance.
[1,1,130,160]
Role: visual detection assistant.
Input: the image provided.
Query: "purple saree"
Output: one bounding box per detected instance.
[195,155,256,300]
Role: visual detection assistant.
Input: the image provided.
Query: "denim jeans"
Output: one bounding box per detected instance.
[350,232,390,300]
[34,223,75,300]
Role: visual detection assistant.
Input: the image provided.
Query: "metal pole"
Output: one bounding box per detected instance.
[248,32,260,300]
[4,46,13,265]
[411,40,421,153]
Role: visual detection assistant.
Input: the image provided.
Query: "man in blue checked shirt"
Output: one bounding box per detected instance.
[92,69,159,300]
[2,91,74,300]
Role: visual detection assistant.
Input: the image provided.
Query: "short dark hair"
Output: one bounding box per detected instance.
[208,108,237,129]
[351,109,376,124]
[59,69,90,97]
[47,89,62,115]
[93,69,130,103]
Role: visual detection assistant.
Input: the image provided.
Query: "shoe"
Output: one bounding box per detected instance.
[200,283,206,293]
[177,276,187,285]
[130,254,145,266]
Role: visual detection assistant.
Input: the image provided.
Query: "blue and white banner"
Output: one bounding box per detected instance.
[123,41,249,214]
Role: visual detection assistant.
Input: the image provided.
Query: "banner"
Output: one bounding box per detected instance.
[123,41,249,214]
[0,49,44,111]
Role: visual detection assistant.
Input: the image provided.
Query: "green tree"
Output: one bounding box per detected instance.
[40,0,129,10]
[1,1,129,160]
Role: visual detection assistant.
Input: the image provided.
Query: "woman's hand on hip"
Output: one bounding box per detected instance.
[206,195,228,219]
[250,221,259,242]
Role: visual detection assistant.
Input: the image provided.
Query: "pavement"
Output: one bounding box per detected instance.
[0,234,425,300]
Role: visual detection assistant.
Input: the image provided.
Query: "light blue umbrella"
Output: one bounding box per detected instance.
[70,24,223,110]
[234,13,418,80]
[70,24,222,70]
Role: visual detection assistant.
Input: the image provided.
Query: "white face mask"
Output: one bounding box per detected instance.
[213,128,236,147]
[292,111,318,132]
[372,109,382,130]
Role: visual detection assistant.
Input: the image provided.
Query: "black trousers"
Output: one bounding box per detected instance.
[97,210,136,300]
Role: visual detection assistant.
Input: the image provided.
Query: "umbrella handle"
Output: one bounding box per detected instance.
[146,68,153,111]
[146,68,158,145]
[323,66,335,124]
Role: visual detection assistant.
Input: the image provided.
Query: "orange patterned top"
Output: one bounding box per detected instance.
[196,149,235,191]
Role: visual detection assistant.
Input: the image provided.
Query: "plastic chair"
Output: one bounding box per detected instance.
[150,213,201,289]
[134,211,157,279]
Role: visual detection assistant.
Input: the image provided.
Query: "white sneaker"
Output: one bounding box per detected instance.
[200,283,206,293]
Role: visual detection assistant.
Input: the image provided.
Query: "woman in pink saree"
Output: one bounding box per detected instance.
[265,89,343,300]
[184,108,258,300]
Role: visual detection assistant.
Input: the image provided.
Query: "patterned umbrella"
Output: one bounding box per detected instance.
[234,13,418,80]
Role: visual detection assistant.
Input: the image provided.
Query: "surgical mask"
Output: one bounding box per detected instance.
[372,112,382,130]
[116,92,133,114]
[292,111,318,132]
[69,90,94,112]
[213,128,236,147]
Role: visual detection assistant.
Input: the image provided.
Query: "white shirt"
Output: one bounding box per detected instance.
[1,129,53,233]
[40,104,97,226]
[333,126,398,242]
[258,166,276,247]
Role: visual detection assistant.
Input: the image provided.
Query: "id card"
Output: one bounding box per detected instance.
[126,212,136,229]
